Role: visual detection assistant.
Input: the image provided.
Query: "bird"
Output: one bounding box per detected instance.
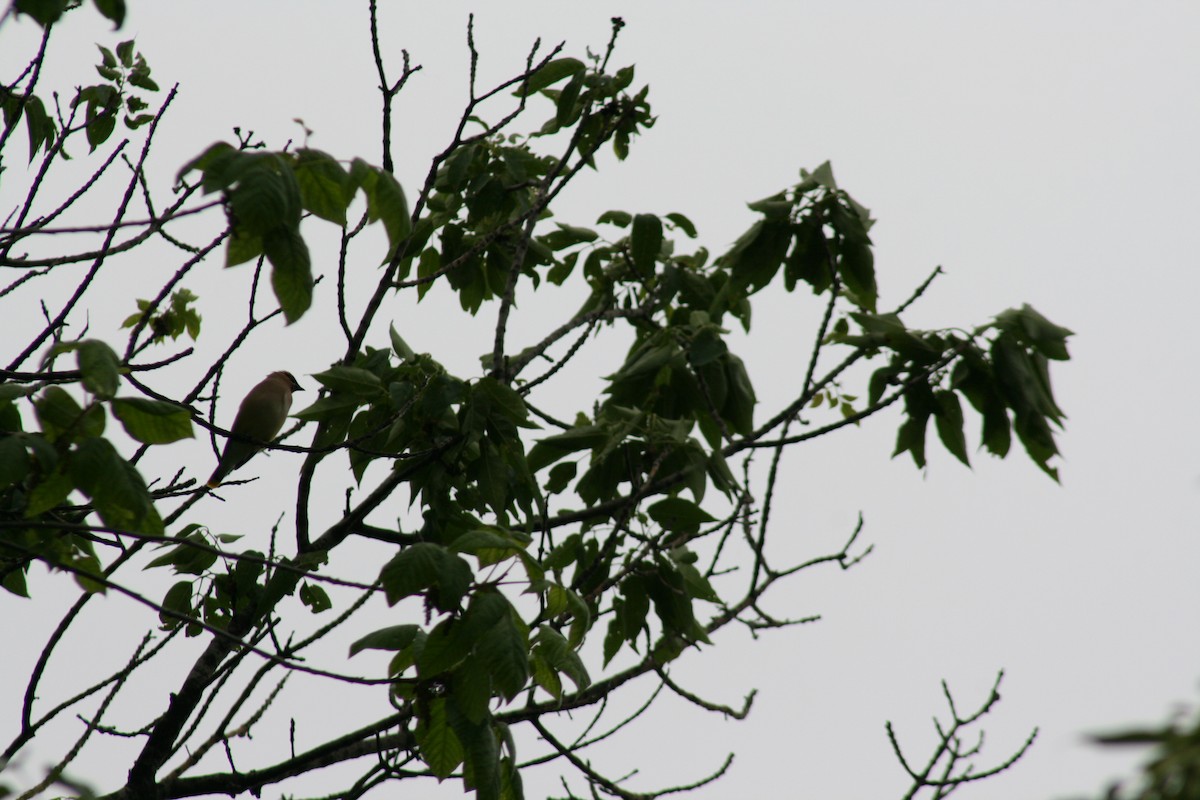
[206,371,303,488]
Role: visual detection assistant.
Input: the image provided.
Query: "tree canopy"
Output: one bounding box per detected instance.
[0,4,1073,799]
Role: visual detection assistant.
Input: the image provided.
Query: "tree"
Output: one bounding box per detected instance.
[0,4,1072,798]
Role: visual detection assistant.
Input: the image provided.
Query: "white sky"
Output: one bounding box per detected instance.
[3,2,1200,799]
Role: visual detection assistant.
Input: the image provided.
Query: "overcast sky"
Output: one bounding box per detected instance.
[3,3,1199,799]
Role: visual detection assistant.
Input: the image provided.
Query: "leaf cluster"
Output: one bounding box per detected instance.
[0,14,1074,800]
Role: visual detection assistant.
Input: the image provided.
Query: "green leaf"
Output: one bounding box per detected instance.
[229,154,301,234]
[688,329,726,367]
[472,442,509,515]
[995,304,1073,360]
[643,560,711,647]
[476,613,529,701]
[665,212,697,238]
[992,335,1055,419]
[127,74,158,92]
[416,620,473,677]
[111,398,194,444]
[722,354,756,435]
[804,160,838,191]
[145,531,216,575]
[93,0,126,27]
[70,437,163,536]
[76,340,121,399]
[390,324,416,361]
[747,192,792,220]
[177,141,239,190]
[541,223,598,251]
[450,528,529,558]
[349,624,421,657]
[674,552,720,603]
[263,226,313,324]
[3,565,30,597]
[933,391,970,466]
[893,410,930,469]
[0,384,32,404]
[447,705,500,800]
[115,39,134,67]
[597,209,632,228]
[225,228,263,267]
[379,543,473,612]
[472,378,528,426]
[415,696,464,779]
[293,149,353,225]
[311,366,383,397]
[1014,412,1060,481]
[0,435,31,490]
[35,386,84,441]
[555,73,584,125]
[647,496,715,535]
[839,241,877,312]
[520,57,585,95]
[354,159,411,261]
[13,0,70,26]
[532,625,590,692]
[449,658,493,725]
[299,581,332,613]
[23,95,54,161]
[160,580,193,627]
[291,393,363,423]
[631,214,662,278]
[544,461,576,494]
[532,651,563,700]
[725,219,792,295]
[25,468,74,517]
[526,425,606,472]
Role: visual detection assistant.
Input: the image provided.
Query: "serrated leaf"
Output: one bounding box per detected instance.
[532,625,590,691]
[415,696,464,779]
[229,154,301,234]
[293,148,353,225]
[476,614,529,701]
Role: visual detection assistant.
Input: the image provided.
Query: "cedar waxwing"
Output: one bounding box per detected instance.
[206,371,303,488]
